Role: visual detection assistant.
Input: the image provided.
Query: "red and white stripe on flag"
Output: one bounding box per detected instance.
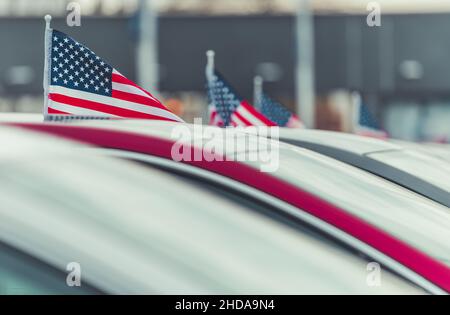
[47,70,183,122]
[230,101,276,127]
[208,103,224,127]
[286,114,305,128]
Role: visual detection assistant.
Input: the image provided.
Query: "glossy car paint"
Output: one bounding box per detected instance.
[8,121,450,293]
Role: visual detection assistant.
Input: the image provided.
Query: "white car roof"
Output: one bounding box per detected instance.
[278,128,402,155]
[0,113,43,123]
[390,139,450,163]
[268,128,450,207]
[1,125,420,294]
[36,120,450,267]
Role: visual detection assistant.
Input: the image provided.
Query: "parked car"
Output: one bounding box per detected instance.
[390,140,450,163]
[8,119,450,294]
[269,128,450,208]
[2,125,426,294]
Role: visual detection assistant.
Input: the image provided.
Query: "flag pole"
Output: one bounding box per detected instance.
[205,50,215,125]
[253,75,263,110]
[206,50,215,83]
[43,14,52,120]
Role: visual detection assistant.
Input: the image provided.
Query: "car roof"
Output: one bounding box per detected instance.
[2,125,417,294]
[0,113,44,123]
[66,120,450,205]
[278,128,402,155]
[0,123,84,162]
[390,139,450,163]
[61,119,280,158]
[270,128,450,207]
[8,120,450,291]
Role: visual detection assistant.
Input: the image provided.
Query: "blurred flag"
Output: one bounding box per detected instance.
[208,103,225,127]
[44,29,183,122]
[206,71,276,127]
[353,93,388,139]
[260,94,304,128]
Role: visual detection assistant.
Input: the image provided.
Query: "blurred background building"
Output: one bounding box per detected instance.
[0,0,449,141]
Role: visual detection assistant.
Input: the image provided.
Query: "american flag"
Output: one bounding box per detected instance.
[44,29,183,122]
[206,71,276,127]
[260,94,304,128]
[354,94,388,139]
[208,103,225,127]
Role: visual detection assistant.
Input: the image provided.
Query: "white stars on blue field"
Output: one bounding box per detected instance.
[207,72,242,126]
[50,30,113,96]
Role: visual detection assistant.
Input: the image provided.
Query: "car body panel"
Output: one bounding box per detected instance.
[390,139,450,163]
[8,121,450,293]
[275,129,450,208]
[1,126,422,294]
[278,128,402,155]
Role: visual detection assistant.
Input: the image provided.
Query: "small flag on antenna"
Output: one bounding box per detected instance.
[260,94,304,128]
[206,71,276,127]
[43,17,183,122]
[353,93,388,139]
